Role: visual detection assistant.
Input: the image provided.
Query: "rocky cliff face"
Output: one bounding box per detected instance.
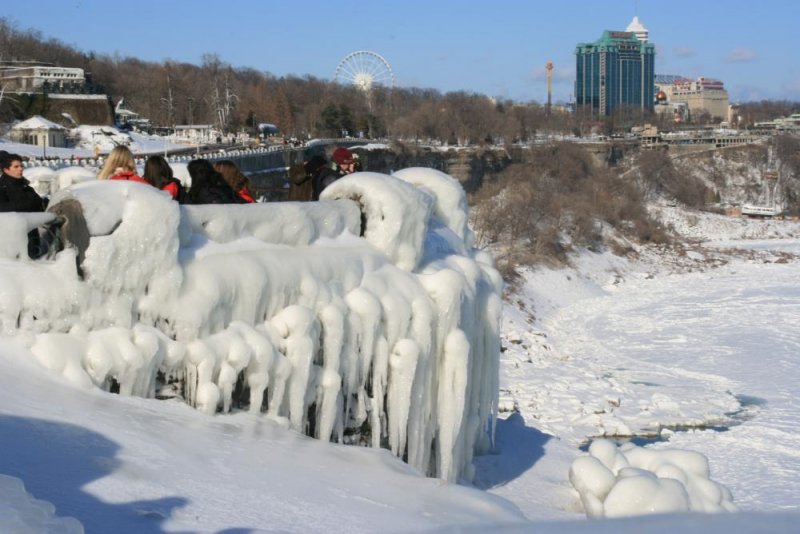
[672,143,800,212]
[354,144,512,192]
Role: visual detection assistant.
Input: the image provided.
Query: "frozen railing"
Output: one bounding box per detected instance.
[0,168,501,483]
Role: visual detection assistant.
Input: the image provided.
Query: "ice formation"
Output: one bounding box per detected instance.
[1,169,502,482]
[0,474,83,533]
[569,439,737,517]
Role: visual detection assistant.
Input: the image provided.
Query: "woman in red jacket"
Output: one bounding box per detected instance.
[214,160,256,203]
[143,155,185,202]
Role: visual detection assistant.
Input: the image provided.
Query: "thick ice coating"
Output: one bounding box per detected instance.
[321,172,434,271]
[0,169,501,483]
[393,167,475,249]
[569,439,737,517]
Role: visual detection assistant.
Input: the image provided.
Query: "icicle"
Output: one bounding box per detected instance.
[370,336,390,449]
[207,330,251,413]
[185,340,219,414]
[270,306,319,431]
[387,338,420,457]
[437,329,470,482]
[316,302,345,441]
[229,322,276,413]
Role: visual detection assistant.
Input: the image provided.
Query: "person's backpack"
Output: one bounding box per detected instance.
[287,163,313,201]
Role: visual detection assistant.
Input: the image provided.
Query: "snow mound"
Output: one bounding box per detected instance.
[321,171,434,271]
[1,170,501,483]
[22,167,97,199]
[570,439,736,518]
[55,166,97,190]
[0,213,56,261]
[0,474,83,533]
[393,167,474,248]
[22,167,63,198]
[72,125,131,152]
[20,166,59,181]
[179,200,361,247]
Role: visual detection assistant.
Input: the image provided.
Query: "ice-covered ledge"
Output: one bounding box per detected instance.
[0,169,502,482]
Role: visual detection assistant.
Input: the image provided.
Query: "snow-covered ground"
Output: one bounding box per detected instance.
[489,208,800,525]
[1,126,189,159]
[2,185,800,532]
[0,341,523,533]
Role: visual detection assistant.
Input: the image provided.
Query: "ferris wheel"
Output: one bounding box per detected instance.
[334,50,395,92]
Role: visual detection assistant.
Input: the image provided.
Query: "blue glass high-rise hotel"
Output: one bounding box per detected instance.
[575,17,655,117]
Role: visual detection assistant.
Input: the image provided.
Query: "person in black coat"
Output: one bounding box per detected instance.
[0,152,48,258]
[0,152,46,213]
[312,147,356,201]
[185,159,245,205]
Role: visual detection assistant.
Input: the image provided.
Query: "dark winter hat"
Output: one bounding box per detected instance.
[332,147,354,166]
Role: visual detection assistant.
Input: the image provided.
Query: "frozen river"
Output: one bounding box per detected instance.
[498,244,800,516]
[573,259,800,510]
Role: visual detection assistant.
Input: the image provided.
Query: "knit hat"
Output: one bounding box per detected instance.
[332,147,354,166]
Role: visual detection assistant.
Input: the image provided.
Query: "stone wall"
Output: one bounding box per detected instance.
[16,94,114,126]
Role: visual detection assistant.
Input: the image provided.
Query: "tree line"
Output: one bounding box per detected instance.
[0,18,586,142]
[2,19,798,141]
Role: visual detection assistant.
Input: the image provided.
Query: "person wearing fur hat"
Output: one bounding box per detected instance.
[313,147,356,200]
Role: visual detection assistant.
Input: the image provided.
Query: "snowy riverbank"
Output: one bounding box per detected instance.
[487,209,800,522]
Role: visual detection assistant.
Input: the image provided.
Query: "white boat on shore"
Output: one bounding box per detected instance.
[742,204,781,217]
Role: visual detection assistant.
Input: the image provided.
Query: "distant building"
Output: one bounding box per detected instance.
[114,98,151,130]
[173,124,216,143]
[10,115,68,148]
[654,75,730,121]
[575,17,656,117]
[0,62,85,92]
[754,113,800,130]
[626,15,649,43]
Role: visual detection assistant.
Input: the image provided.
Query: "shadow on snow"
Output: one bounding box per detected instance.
[0,415,187,534]
[472,411,550,489]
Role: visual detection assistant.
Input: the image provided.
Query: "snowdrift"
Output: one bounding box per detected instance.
[570,439,736,517]
[0,168,502,482]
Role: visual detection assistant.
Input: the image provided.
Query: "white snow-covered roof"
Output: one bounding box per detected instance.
[12,115,66,131]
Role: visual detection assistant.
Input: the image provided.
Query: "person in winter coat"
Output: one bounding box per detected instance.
[98,146,148,183]
[313,147,356,200]
[289,154,326,202]
[186,159,246,205]
[0,152,46,213]
[0,152,48,257]
[214,160,256,203]
[143,155,185,202]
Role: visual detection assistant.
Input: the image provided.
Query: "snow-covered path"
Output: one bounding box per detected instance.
[0,342,524,533]
[496,244,800,516]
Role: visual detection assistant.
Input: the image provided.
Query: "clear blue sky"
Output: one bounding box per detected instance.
[6,0,799,103]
